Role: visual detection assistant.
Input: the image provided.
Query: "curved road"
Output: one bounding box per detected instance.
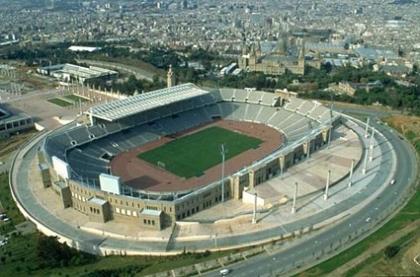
[206,111,418,276]
[8,111,417,272]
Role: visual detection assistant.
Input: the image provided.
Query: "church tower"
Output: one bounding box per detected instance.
[238,42,248,69]
[248,43,257,69]
[167,65,175,88]
[256,41,262,57]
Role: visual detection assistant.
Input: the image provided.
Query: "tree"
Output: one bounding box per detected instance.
[37,235,96,268]
[384,245,400,259]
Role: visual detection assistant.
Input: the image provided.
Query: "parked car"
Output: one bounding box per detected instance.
[0,238,8,247]
[220,269,230,276]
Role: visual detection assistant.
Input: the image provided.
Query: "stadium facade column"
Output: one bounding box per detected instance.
[322,128,329,144]
[303,141,310,159]
[278,155,285,177]
[327,125,333,147]
[324,169,331,200]
[230,175,241,200]
[248,170,255,189]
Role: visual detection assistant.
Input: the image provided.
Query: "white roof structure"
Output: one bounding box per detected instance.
[88,197,107,206]
[68,46,102,52]
[141,209,162,217]
[88,83,209,122]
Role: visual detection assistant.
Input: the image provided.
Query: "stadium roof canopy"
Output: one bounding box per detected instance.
[88,83,209,122]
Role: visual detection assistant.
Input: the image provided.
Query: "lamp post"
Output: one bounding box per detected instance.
[291,182,298,214]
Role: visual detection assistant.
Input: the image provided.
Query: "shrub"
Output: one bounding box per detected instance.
[384,245,400,259]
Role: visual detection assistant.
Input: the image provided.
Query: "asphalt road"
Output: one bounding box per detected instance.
[205,112,417,276]
[8,110,417,267]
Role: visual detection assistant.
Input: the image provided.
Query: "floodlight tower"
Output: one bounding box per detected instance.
[220,144,227,202]
[348,159,355,188]
[365,117,370,138]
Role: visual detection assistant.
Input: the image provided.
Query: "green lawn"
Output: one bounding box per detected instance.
[47,98,73,107]
[64,94,89,103]
[138,126,262,178]
[0,231,233,276]
[0,173,25,235]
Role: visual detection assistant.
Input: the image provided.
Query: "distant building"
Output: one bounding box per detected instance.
[378,63,412,78]
[355,48,399,62]
[328,80,384,96]
[238,38,317,76]
[68,46,102,52]
[37,64,117,84]
[219,63,237,76]
[0,107,33,138]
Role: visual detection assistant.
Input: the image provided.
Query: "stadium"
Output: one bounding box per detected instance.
[40,83,340,230]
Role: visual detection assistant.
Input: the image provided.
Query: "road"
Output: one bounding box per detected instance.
[8,110,417,264]
[205,111,417,276]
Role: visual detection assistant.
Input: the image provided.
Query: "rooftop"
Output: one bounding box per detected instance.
[141,209,162,217]
[68,46,102,52]
[88,197,107,206]
[88,83,209,122]
[39,63,117,79]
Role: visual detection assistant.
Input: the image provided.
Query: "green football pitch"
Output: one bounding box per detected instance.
[138,126,262,179]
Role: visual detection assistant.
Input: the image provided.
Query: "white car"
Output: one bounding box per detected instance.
[390,179,396,185]
[220,269,230,276]
[0,239,8,246]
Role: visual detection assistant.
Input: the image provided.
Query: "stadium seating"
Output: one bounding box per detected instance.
[44,89,338,185]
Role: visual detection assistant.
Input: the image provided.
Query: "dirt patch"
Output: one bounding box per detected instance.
[384,115,420,137]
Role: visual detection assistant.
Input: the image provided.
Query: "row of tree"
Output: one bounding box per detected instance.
[37,234,97,268]
[87,75,165,95]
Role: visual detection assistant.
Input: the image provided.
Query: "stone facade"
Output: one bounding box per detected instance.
[238,40,305,76]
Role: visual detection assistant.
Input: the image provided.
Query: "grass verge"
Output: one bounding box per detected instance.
[64,94,89,103]
[47,98,73,107]
[299,114,420,276]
